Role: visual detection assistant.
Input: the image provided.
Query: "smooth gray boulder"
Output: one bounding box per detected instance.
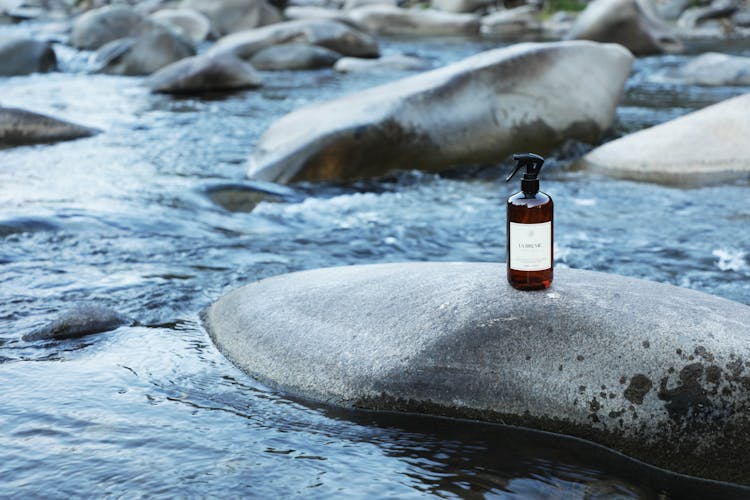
[565,0,682,55]
[95,29,196,76]
[207,19,379,60]
[23,303,130,341]
[579,92,750,186]
[283,6,361,27]
[0,36,56,76]
[348,5,480,35]
[250,42,340,70]
[150,8,212,43]
[247,40,633,183]
[334,53,430,73]
[203,261,750,485]
[663,52,750,86]
[0,107,99,147]
[432,0,494,13]
[181,0,282,35]
[146,52,262,93]
[480,5,541,37]
[71,5,146,50]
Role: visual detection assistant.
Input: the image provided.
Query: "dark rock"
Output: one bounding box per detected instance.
[249,42,340,70]
[0,216,60,236]
[23,303,130,341]
[203,180,301,212]
[203,261,750,485]
[146,52,262,93]
[0,36,56,76]
[0,107,99,148]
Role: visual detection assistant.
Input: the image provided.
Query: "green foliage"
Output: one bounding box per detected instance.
[545,0,587,12]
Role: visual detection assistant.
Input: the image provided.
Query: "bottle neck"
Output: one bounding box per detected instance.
[521,178,539,195]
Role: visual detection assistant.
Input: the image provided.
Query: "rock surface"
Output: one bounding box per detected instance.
[579,92,750,186]
[0,36,56,76]
[565,0,682,55]
[432,0,493,13]
[0,107,99,147]
[71,5,146,50]
[208,19,379,60]
[664,52,750,86]
[23,303,129,341]
[203,261,750,485]
[334,53,429,72]
[150,8,212,43]
[348,5,480,35]
[95,29,196,76]
[180,0,282,35]
[247,40,633,183]
[146,52,262,93]
[250,42,340,70]
[480,5,541,37]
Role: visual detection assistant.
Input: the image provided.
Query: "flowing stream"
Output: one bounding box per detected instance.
[2,26,750,497]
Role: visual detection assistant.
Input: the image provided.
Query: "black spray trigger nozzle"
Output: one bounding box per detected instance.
[506,153,545,182]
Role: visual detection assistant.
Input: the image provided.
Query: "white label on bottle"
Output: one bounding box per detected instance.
[509,221,552,271]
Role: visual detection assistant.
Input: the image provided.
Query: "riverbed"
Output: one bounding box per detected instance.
[1,24,750,497]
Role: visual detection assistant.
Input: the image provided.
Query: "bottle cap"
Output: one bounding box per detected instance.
[505,153,544,194]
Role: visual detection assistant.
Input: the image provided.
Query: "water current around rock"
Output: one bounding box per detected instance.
[1,28,750,497]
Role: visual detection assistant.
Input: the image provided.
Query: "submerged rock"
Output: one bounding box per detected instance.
[565,0,682,55]
[203,261,750,485]
[348,5,480,35]
[208,19,379,60]
[203,180,302,212]
[0,36,56,76]
[250,42,340,70]
[146,52,262,93]
[663,52,750,86]
[579,92,750,186]
[0,107,99,148]
[23,303,130,341]
[247,40,633,183]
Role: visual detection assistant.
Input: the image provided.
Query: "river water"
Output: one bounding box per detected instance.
[1,23,750,497]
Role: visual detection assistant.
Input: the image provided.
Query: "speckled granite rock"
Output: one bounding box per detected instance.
[203,262,750,485]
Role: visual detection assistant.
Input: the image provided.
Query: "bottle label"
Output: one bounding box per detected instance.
[509,221,552,271]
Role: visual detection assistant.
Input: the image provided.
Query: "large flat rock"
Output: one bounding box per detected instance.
[579,92,750,186]
[203,262,750,485]
[247,40,633,183]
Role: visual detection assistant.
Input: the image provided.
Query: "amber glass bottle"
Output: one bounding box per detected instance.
[505,153,553,290]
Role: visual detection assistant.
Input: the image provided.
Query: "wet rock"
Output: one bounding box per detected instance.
[480,5,541,37]
[146,52,262,93]
[348,5,480,35]
[677,0,737,35]
[663,52,750,86]
[432,0,494,14]
[71,5,146,50]
[541,10,577,38]
[23,303,130,342]
[0,216,60,236]
[579,93,750,186]
[334,53,430,72]
[654,0,691,20]
[734,7,750,26]
[0,36,56,76]
[208,18,378,59]
[150,8,212,43]
[565,0,682,55]
[203,261,750,485]
[95,29,196,76]
[203,180,301,212]
[0,107,99,148]
[180,0,282,35]
[250,42,340,70]
[247,40,632,183]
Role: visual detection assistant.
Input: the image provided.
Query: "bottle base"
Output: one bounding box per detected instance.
[507,268,552,291]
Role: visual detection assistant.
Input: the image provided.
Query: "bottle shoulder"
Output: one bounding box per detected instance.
[507,191,553,207]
